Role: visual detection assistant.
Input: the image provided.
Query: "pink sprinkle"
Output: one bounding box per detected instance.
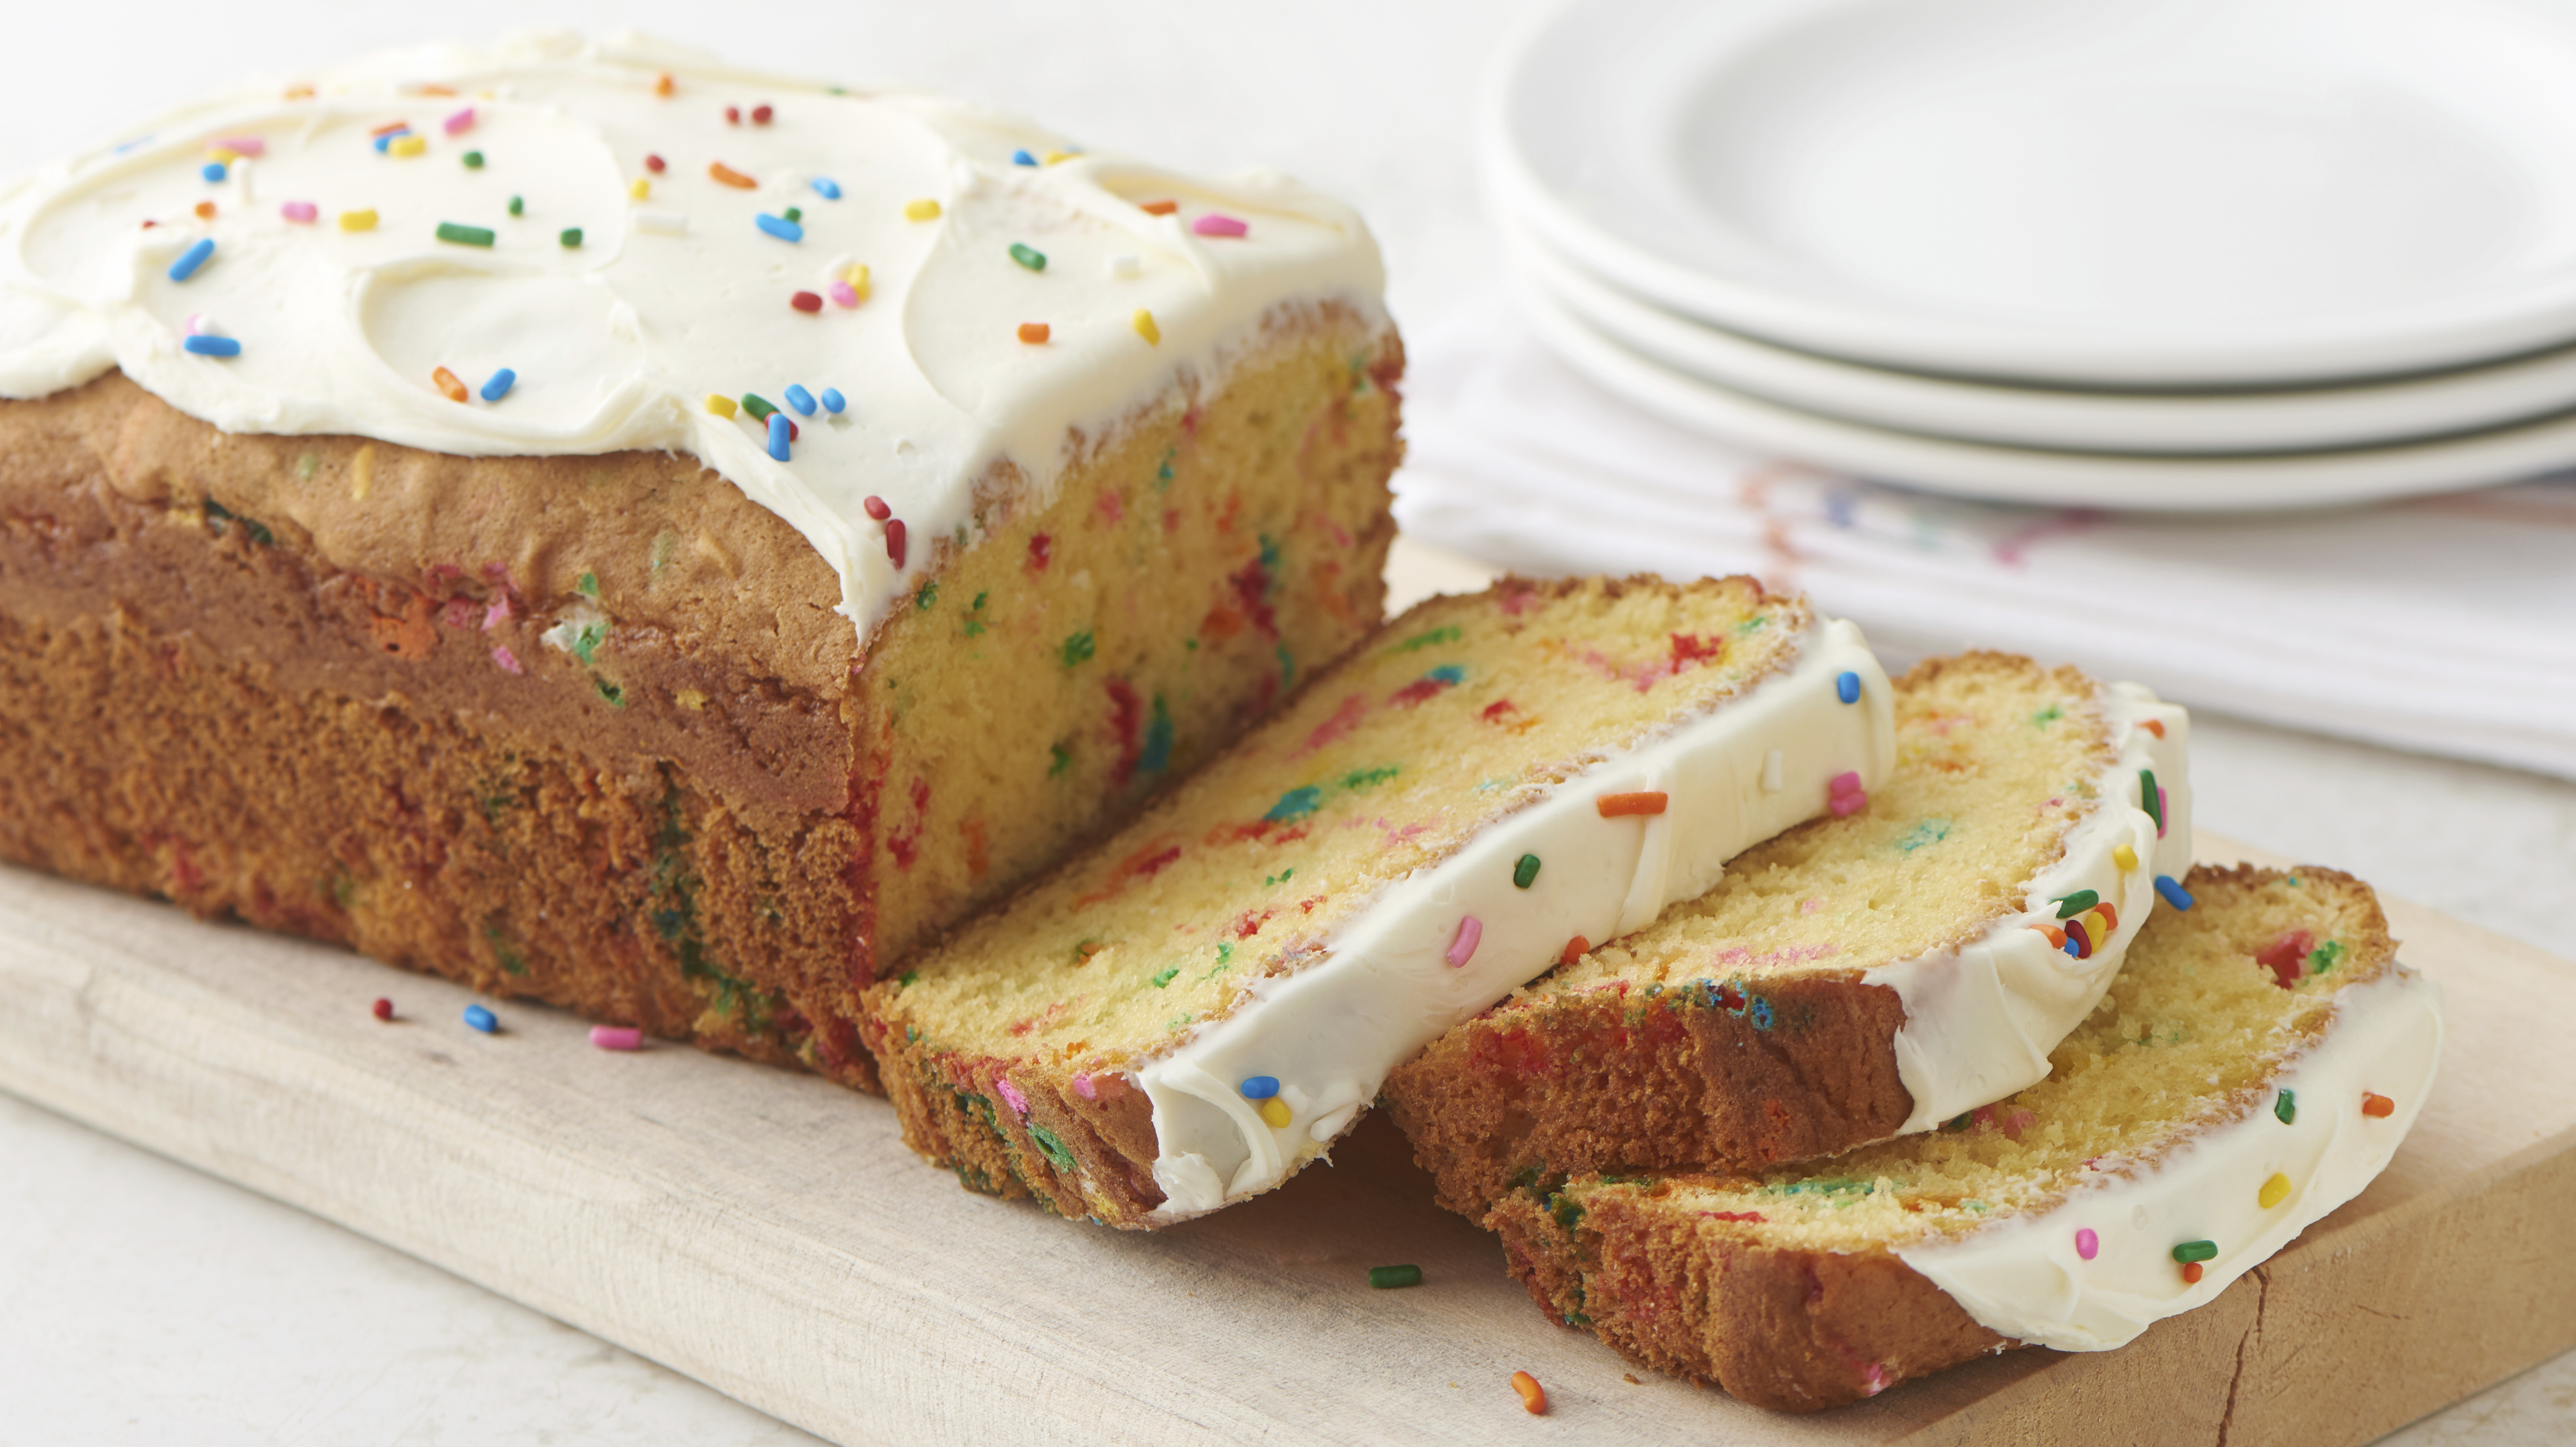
[280,200,317,223]
[2076,1227,2099,1260]
[995,1077,1029,1116]
[184,314,204,336]
[1828,770,1867,817]
[443,107,476,136]
[1072,1073,1096,1100]
[1446,915,1483,969]
[1191,213,1248,238]
[1861,1364,1891,1397]
[215,136,266,157]
[2156,786,2170,838]
[483,596,515,630]
[590,1025,643,1051]
[828,279,860,308]
[1800,897,1824,915]
[491,645,522,675]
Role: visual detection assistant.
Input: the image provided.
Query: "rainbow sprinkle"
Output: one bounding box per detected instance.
[559,227,584,247]
[1133,308,1160,344]
[1192,213,1249,238]
[181,335,240,357]
[1368,1265,1423,1289]
[829,279,861,307]
[1018,322,1050,344]
[280,201,317,223]
[463,1004,498,1033]
[904,198,941,221]
[2275,1089,2296,1124]
[371,998,394,1021]
[338,208,379,232]
[790,290,823,313]
[1012,148,1038,166]
[480,368,516,402]
[1009,242,1047,271]
[200,161,227,182]
[784,384,818,416]
[434,222,495,247]
[2172,1240,2217,1264]
[2075,1227,2098,1260]
[1257,1098,1292,1129]
[1513,854,1541,889]
[167,238,215,282]
[820,388,846,414]
[766,412,791,461]
[1240,1075,1280,1099]
[1828,770,1867,817]
[2053,890,2099,919]
[2155,875,2193,911]
[590,1025,645,1051]
[811,177,841,199]
[1446,915,1483,968]
[2258,1173,2291,1209]
[705,394,739,418]
[756,212,803,242]
[443,106,477,135]
[1835,670,1861,703]
[389,134,427,159]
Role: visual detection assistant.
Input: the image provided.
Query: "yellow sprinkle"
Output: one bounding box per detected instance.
[207,147,242,164]
[704,394,739,419]
[388,134,427,158]
[675,688,708,712]
[846,263,872,301]
[349,443,376,501]
[630,177,652,200]
[2259,1172,2291,1209]
[1256,1098,1291,1130]
[1133,309,1160,345]
[1043,149,1075,165]
[903,198,941,221]
[2113,843,2139,872]
[338,208,379,232]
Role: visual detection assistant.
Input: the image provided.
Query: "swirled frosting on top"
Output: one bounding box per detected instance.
[0,32,1387,639]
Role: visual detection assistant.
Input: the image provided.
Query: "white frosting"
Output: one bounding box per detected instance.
[1868,683,2195,1134]
[1138,618,1896,1222]
[1899,964,2444,1351]
[0,32,1386,641]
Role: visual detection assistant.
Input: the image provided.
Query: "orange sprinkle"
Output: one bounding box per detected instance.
[2181,1262,2205,1285]
[2036,923,2066,949]
[1559,936,1589,967]
[1018,322,1051,344]
[418,83,457,97]
[2361,1092,2396,1118]
[655,72,676,97]
[193,201,217,220]
[2093,901,2118,933]
[1596,791,1669,818]
[709,161,757,189]
[1510,1371,1548,1415]
[284,84,316,101]
[369,119,412,137]
[431,367,468,403]
[2144,718,2166,738]
[1139,198,1179,216]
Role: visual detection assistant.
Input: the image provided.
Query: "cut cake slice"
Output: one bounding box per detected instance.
[1386,652,2193,1216]
[1490,864,2442,1411]
[861,576,1894,1226]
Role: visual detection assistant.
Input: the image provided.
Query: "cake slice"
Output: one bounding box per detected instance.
[1386,653,2192,1216]
[861,576,1894,1226]
[0,36,1400,1089]
[1490,864,2442,1411]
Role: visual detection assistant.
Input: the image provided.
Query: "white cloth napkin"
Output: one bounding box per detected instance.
[1394,309,2576,780]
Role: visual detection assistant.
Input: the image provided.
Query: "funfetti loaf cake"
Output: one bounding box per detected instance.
[862,576,1894,1226]
[0,34,1401,1085]
[1386,653,2192,1218]
[1490,864,2442,1412]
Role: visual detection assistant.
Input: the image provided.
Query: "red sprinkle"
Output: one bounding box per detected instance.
[644,152,667,173]
[2362,1092,2396,1118]
[752,103,774,124]
[1027,532,1053,571]
[1596,791,1669,818]
[886,518,908,568]
[862,495,891,522]
[2181,1262,2205,1285]
[371,997,394,1021]
[1558,936,1589,967]
[725,105,741,124]
[790,290,823,313]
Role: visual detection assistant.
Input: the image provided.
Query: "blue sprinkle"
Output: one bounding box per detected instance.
[767,411,791,461]
[1749,997,1774,1031]
[372,129,406,153]
[480,368,516,402]
[1012,148,1038,166]
[784,384,816,416]
[1427,663,1467,685]
[2155,875,2195,912]
[200,161,227,182]
[819,386,846,414]
[463,1004,498,1033]
[181,334,240,357]
[168,238,215,283]
[810,176,842,200]
[755,212,804,242]
[1836,670,1861,704]
[1240,1075,1281,1100]
[2063,934,2083,958]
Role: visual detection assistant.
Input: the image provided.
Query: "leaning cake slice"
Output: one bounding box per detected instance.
[1489,864,2442,1411]
[1386,652,2192,1217]
[862,576,1893,1226]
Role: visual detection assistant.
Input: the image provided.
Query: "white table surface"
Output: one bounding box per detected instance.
[4,3,2573,1442]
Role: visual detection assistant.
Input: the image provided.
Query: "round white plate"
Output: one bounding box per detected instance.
[1517,285,2576,510]
[1489,0,2576,387]
[1506,223,2576,455]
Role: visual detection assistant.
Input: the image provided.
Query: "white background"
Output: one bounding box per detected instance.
[2,2,2572,1442]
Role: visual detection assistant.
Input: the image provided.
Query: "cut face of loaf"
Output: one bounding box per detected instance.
[0,312,1400,1090]
[1386,652,2193,1217]
[1489,864,2442,1412]
[863,576,1897,1226]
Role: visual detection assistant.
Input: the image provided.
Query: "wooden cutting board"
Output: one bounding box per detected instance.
[1,831,2569,1446]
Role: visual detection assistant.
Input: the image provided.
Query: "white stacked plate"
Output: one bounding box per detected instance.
[1484,0,2576,509]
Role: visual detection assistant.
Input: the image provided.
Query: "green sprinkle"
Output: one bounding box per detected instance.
[507,194,523,216]
[1060,630,1095,666]
[2308,940,2345,973]
[2030,704,2064,727]
[559,227,583,248]
[1513,854,1541,889]
[740,394,778,422]
[1367,1265,1423,1290]
[462,150,484,169]
[2141,769,2164,830]
[1265,869,1295,886]
[2054,890,2100,919]
[2275,1090,2296,1124]
[1151,965,1180,989]
[1048,743,1072,777]
[1009,242,1046,271]
[576,571,600,598]
[1027,1122,1076,1173]
[591,673,626,707]
[295,452,317,480]
[435,221,495,247]
[1896,818,1954,853]
[898,970,919,986]
[1340,765,1399,791]
[1395,625,1462,653]
[783,206,802,223]
[2172,1240,2218,1264]
[1265,785,1321,823]
[915,580,939,610]
[972,591,988,610]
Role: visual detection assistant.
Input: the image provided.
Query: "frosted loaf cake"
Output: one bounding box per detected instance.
[0,34,1402,1085]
